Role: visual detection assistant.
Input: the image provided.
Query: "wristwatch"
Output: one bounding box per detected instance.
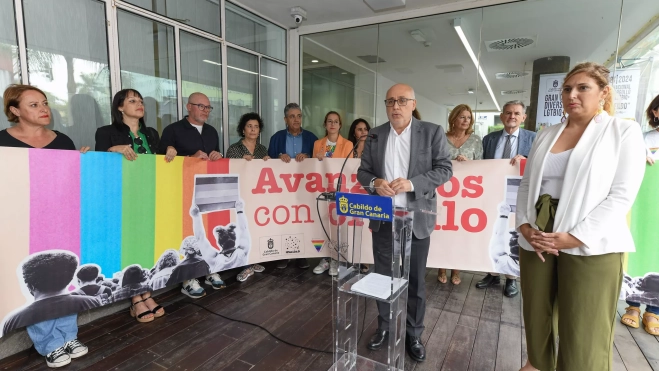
[369,177,376,191]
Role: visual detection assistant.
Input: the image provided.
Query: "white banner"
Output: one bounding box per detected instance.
[535,73,565,131]
[610,68,641,121]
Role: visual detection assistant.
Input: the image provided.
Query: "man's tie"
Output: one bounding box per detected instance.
[502,134,512,159]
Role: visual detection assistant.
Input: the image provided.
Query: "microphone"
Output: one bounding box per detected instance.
[334,134,378,198]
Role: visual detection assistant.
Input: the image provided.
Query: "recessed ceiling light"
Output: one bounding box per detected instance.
[311,59,319,63]
[341,72,347,75]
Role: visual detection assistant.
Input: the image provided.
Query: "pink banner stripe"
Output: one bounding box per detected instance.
[29,149,81,256]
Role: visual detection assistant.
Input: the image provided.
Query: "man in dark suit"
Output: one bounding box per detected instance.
[358,83,453,362]
[477,100,536,298]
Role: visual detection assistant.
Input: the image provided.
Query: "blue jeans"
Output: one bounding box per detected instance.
[26,314,78,356]
[626,301,659,315]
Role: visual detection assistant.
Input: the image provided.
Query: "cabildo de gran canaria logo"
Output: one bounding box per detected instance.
[335,192,392,221]
[339,195,349,214]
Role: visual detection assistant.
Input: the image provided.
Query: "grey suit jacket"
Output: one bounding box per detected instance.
[357,118,453,239]
[482,128,536,160]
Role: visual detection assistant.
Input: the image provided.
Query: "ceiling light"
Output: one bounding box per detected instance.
[363,0,406,12]
[467,89,475,94]
[311,59,319,63]
[341,72,348,75]
[453,18,500,111]
[261,74,279,81]
[203,59,222,66]
[410,29,427,43]
[228,66,258,75]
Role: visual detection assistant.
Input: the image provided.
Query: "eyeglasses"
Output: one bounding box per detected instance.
[133,136,147,154]
[190,103,214,112]
[384,97,416,107]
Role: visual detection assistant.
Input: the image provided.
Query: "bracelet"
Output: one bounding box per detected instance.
[499,215,508,218]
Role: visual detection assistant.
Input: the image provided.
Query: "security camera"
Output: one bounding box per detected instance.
[290,6,307,26]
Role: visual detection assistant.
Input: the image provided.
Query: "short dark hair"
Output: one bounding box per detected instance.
[237,112,264,137]
[348,118,371,144]
[214,224,237,252]
[23,251,78,293]
[647,94,659,128]
[111,89,146,131]
[284,103,301,117]
[76,265,99,282]
[122,265,146,287]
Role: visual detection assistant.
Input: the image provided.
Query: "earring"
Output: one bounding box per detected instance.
[654,117,658,123]
[597,100,604,114]
[561,110,567,123]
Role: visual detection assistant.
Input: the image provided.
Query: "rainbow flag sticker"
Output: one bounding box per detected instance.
[311,239,324,252]
[650,148,659,156]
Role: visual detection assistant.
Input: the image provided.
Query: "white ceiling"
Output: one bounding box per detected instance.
[232,0,468,28]
[235,0,659,113]
[299,0,659,112]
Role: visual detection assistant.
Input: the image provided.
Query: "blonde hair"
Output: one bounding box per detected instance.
[563,62,615,116]
[447,104,474,135]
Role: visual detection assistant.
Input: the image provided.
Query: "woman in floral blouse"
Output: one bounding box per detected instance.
[226,113,269,282]
[438,104,483,286]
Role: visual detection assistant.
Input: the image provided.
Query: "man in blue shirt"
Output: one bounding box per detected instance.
[267,103,317,163]
[267,103,317,269]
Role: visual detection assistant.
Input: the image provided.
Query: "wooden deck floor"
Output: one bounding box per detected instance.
[0,264,656,371]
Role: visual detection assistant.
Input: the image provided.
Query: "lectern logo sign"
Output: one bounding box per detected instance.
[339,195,349,213]
[335,192,393,221]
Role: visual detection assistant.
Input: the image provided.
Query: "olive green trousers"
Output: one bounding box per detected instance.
[520,248,624,371]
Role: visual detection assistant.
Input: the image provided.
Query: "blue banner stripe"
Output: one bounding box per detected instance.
[80,152,122,275]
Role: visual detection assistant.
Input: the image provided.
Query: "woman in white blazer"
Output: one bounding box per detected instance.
[516,62,646,371]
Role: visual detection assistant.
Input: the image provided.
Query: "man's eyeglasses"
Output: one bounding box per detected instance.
[190,103,213,112]
[133,136,147,154]
[384,97,416,107]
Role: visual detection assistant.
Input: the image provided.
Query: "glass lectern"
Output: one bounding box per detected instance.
[320,191,434,371]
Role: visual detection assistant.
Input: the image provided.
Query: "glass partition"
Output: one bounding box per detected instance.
[226,2,286,62]
[23,0,111,148]
[301,25,379,139]
[617,0,659,131]
[180,31,223,151]
[227,47,259,147]
[377,9,482,131]
[124,0,221,37]
[118,10,177,134]
[260,58,286,146]
[0,0,21,130]
[480,0,623,132]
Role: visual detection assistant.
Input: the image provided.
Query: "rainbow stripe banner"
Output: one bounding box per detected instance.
[1,148,658,336]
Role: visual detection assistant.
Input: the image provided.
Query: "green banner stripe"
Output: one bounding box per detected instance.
[121,155,156,269]
[629,164,659,277]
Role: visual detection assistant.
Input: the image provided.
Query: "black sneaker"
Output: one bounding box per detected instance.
[45,346,70,368]
[64,339,88,359]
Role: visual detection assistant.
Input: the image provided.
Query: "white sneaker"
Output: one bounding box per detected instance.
[63,339,88,359]
[329,259,338,276]
[45,346,70,368]
[313,259,330,274]
[181,278,206,298]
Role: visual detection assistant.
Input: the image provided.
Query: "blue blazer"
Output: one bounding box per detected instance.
[482,128,536,160]
[267,129,318,158]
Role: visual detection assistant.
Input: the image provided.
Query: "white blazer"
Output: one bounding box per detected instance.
[515,112,646,256]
